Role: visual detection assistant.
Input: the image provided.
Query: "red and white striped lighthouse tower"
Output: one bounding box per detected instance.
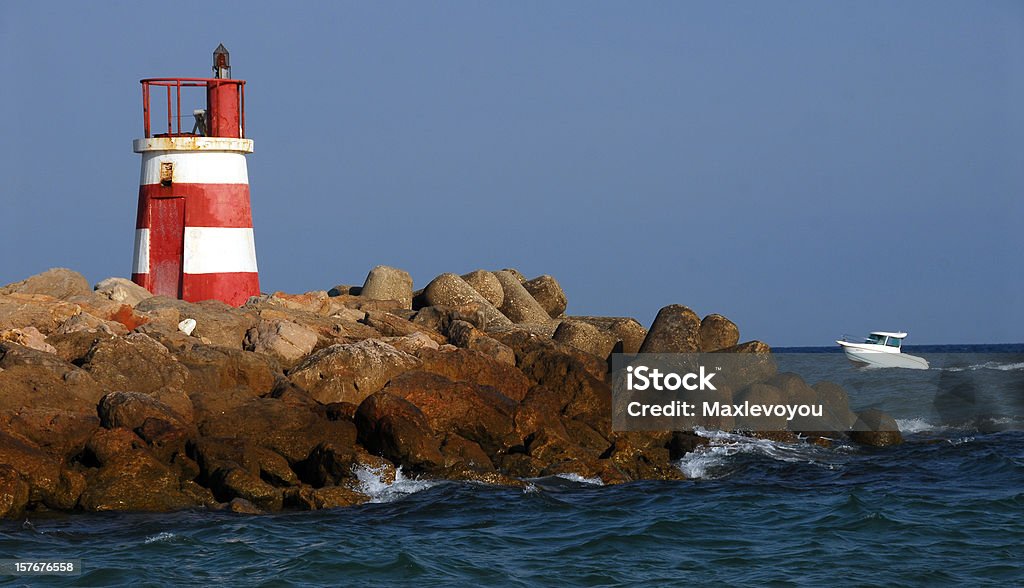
[131,44,259,307]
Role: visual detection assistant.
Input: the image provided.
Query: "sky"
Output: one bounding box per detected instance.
[0,2,1021,346]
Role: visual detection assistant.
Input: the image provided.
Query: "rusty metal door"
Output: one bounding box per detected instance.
[149,197,185,298]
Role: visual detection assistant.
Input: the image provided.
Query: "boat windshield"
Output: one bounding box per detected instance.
[885,337,901,348]
[865,334,885,345]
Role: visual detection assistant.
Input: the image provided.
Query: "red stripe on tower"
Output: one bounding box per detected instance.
[131,45,260,307]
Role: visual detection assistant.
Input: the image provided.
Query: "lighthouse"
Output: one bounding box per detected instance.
[131,44,260,307]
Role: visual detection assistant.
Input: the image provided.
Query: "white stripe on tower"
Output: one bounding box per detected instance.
[139,151,250,185]
[182,227,258,274]
[132,228,150,275]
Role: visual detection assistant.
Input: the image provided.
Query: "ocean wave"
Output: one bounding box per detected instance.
[895,418,939,434]
[676,428,839,479]
[553,473,604,486]
[352,464,440,504]
[938,361,1024,372]
[143,532,176,544]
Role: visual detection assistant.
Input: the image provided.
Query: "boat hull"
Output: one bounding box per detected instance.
[839,345,929,370]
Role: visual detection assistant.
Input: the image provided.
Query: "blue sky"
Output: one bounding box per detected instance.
[1,2,1021,345]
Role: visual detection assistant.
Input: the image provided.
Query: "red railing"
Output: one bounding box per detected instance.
[141,78,246,138]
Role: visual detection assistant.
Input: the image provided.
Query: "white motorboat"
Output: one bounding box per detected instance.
[836,331,929,370]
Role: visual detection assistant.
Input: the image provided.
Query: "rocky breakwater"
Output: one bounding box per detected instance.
[0,267,901,518]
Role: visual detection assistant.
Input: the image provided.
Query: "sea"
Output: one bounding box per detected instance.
[2,344,1022,587]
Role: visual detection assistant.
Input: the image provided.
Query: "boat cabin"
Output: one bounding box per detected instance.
[865,331,907,348]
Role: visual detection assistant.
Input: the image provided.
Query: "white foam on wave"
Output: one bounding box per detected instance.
[676,428,841,479]
[940,361,1024,372]
[143,532,176,544]
[352,464,440,504]
[553,473,604,486]
[895,418,938,434]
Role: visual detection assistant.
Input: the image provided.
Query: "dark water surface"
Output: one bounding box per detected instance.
[2,346,1023,586]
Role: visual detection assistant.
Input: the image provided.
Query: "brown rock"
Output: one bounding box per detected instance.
[812,381,858,431]
[175,344,281,397]
[849,408,903,447]
[135,297,256,348]
[0,326,56,354]
[0,268,91,300]
[78,428,197,512]
[734,383,788,431]
[712,341,778,390]
[639,304,701,353]
[423,274,512,331]
[443,320,516,366]
[94,277,153,307]
[79,334,192,395]
[288,339,421,405]
[417,347,530,402]
[699,314,740,352]
[361,310,446,344]
[553,320,618,359]
[311,485,370,509]
[210,467,283,511]
[98,391,192,431]
[522,275,567,318]
[0,465,30,519]
[243,318,318,368]
[383,370,516,458]
[198,397,357,464]
[0,293,85,335]
[0,342,104,413]
[460,270,504,308]
[354,392,444,471]
[440,434,495,472]
[567,317,648,355]
[493,270,551,325]
[361,266,414,309]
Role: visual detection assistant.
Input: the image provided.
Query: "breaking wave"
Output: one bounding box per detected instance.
[351,464,440,504]
[675,428,845,480]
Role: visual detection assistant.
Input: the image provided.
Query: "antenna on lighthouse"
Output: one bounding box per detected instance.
[213,44,231,79]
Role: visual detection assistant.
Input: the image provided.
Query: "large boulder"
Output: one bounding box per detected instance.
[522,275,567,318]
[493,271,551,324]
[0,293,85,335]
[135,297,256,348]
[79,334,192,395]
[712,341,777,390]
[243,318,318,368]
[288,339,421,405]
[0,431,84,510]
[417,347,529,402]
[442,320,516,366]
[567,316,647,354]
[78,428,198,512]
[423,274,512,331]
[699,314,739,352]
[199,397,356,464]
[0,326,56,354]
[848,408,903,447]
[460,270,504,308]
[553,320,618,359]
[382,370,517,458]
[98,391,193,431]
[0,268,91,300]
[361,265,414,309]
[355,392,444,471]
[639,304,701,353]
[175,344,281,397]
[0,341,104,413]
[93,277,153,307]
[0,465,30,519]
